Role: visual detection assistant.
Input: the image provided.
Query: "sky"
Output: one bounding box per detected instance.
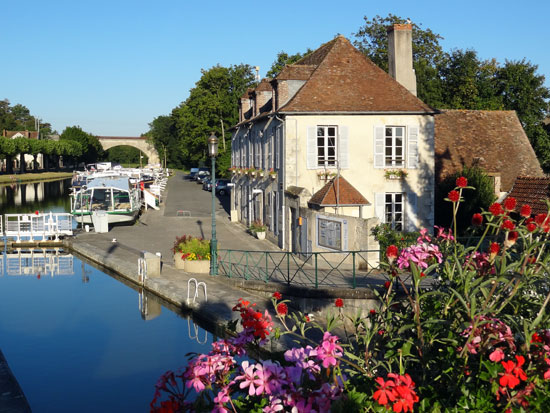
[1,0,549,137]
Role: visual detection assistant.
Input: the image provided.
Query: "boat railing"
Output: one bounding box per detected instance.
[3,212,74,241]
[5,249,74,276]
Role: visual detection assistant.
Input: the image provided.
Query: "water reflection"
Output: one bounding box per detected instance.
[2,248,74,277]
[0,178,72,215]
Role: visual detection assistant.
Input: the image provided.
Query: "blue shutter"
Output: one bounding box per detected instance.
[307,126,317,169]
[339,126,349,169]
[407,126,419,169]
[374,126,384,168]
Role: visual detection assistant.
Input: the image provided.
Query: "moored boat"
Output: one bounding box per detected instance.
[70,176,141,225]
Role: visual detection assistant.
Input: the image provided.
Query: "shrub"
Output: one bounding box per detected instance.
[172,235,211,261]
[372,223,419,260]
[249,219,266,233]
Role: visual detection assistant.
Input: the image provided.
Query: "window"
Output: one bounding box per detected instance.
[385,193,404,231]
[385,126,405,167]
[317,126,337,167]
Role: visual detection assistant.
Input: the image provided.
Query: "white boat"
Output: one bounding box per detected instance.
[70,177,141,224]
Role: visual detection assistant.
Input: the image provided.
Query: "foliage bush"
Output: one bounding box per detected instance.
[249,220,266,233]
[153,177,550,412]
[371,223,419,261]
[435,166,496,234]
[172,235,211,261]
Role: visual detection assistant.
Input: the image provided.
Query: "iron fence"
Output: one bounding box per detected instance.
[217,249,384,289]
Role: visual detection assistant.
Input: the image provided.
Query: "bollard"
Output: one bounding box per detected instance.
[141,251,161,277]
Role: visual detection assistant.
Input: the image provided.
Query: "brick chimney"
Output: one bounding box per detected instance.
[239,90,253,122]
[387,23,417,96]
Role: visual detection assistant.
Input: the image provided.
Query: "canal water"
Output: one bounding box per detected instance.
[0,180,213,412]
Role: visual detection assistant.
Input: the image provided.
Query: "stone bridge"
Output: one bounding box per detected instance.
[97,136,160,165]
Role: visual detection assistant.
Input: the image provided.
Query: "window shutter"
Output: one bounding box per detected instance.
[307,126,317,169]
[339,126,349,169]
[374,193,385,223]
[407,126,419,169]
[406,192,418,231]
[374,126,384,168]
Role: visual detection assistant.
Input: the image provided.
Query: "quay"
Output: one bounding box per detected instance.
[63,171,380,344]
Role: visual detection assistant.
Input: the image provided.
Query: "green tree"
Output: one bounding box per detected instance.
[148,114,181,168]
[265,50,313,78]
[0,137,18,174]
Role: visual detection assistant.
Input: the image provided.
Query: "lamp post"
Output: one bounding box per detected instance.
[208,132,219,275]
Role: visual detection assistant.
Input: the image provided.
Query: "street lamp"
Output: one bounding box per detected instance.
[208,132,219,275]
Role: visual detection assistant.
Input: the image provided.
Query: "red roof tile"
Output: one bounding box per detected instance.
[435,110,544,191]
[280,35,433,113]
[309,175,369,206]
[505,176,550,216]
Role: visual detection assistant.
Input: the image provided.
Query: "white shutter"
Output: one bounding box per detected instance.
[339,126,349,169]
[406,192,418,231]
[407,125,419,169]
[268,137,272,169]
[374,126,384,168]
[374,193,385,223]
[306,126,317,169]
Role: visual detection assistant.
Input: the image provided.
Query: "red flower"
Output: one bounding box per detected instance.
[531,332,543,343]
[489,202,503,216]
[370,309,376,315]
[501,219,515,231]
[447,190,460,202]
[456,176,468,188]
[520,204,532,218]
[272,292,282,300]
[489,242,500,258]
[503,197,517,211]
[304,315,310,322]
[527,222,537,232]
[535,213,549,226]
[35,210,39,215]
[373,377,397,406]
[499,356,527,389]
[420,272,426,278]
[276,302,288,316]
[335,298,344,308]
[384,281,391,289]
[471,213,483,226]
[386,245,399,264]
[506,231,519,246]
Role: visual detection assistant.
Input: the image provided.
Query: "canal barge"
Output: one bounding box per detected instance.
[70,176,141,224]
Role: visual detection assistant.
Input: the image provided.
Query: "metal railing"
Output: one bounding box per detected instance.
[3,212,73,241]
[217,249,383,289]
[5,250,74,276]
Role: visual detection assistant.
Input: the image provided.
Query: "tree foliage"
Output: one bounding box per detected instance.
[60,125,103,164]
[0,99,54,137]
[265,49,313,78]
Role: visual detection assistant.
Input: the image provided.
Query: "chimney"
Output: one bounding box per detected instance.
[387,23,417,96]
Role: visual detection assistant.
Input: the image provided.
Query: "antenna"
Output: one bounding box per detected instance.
[254,66,260,82]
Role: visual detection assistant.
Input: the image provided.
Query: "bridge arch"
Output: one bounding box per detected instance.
[97,136,160,165]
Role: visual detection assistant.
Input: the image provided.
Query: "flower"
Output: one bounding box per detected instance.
[499,356,527,389]
[276,303,288,316]
[501,219,515,231]
[489,242,500,259]
[384,281,391,289]
[373,373,419,412]
[316,332,343,368]
[334,298,344,308]
[472,213,483,226]
[489,202,503,216]
[527,222,537,232]
[535,213,549,227]
[370,309,376,315]
[386,245,399,264]
[520,204,532,218]
[505,231,519,248]
[503,197,517,211]
[447,190,460,202]
[456,176,468,188]
[272,292,282,300]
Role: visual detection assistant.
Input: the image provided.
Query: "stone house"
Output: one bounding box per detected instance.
[1,129,43,170]
[230,25,436,254]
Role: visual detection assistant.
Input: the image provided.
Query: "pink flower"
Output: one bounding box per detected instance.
[235,361,263,396]
[316,332,343,368]
[489,348,505,362]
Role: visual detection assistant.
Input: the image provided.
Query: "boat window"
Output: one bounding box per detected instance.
[113,189,131,209]
[91,189,113,211]
[75,192,91,210]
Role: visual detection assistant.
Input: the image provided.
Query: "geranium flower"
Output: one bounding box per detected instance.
[520,204,532,218]
[472,213,483,226]
[373,376,397,406]
[447,190,460,202]
[456,176,468,188]
[503,197,517,211]
[489,202,503,216]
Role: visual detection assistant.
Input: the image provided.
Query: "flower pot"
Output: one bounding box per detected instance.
[270,174,276,180]
[174,253,186,270]
[184,259,211,274]
[255,231,266,240]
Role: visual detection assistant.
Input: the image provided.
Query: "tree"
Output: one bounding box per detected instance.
[265,50,313,78]
[60,126,103,164]
[148,114,182,168]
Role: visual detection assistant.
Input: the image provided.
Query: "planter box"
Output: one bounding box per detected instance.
[173,253,186,269]
[184,260,210,274]
[255,231,266,240]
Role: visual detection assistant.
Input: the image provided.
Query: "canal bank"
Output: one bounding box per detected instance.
[63,171,381,351]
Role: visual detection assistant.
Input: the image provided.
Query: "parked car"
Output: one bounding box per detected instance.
[190,167,209,180]
[202,178,212,191]
[215,179,232,196]
[195,170,210,183]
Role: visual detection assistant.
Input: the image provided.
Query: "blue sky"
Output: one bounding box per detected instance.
[1,0,549,136]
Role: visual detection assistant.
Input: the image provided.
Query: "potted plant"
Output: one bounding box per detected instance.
[317,170,337,181]
[248,167,256,177]
[257,168,264,178]
[268,168,277,179]
[172,235,212,273]
[384,169,408,180]
[229,166,237,174]
[249,220,267,240]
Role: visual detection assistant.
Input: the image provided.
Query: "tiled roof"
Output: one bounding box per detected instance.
[280,35,433,113]
[505,176,550,215]
[435,110,544,191]
[255,79,273,92]
[2,130,39,139]
[275,65,316,80]
[309,175,369,206]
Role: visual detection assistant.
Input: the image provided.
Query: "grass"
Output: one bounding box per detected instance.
[0,172,73,184]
